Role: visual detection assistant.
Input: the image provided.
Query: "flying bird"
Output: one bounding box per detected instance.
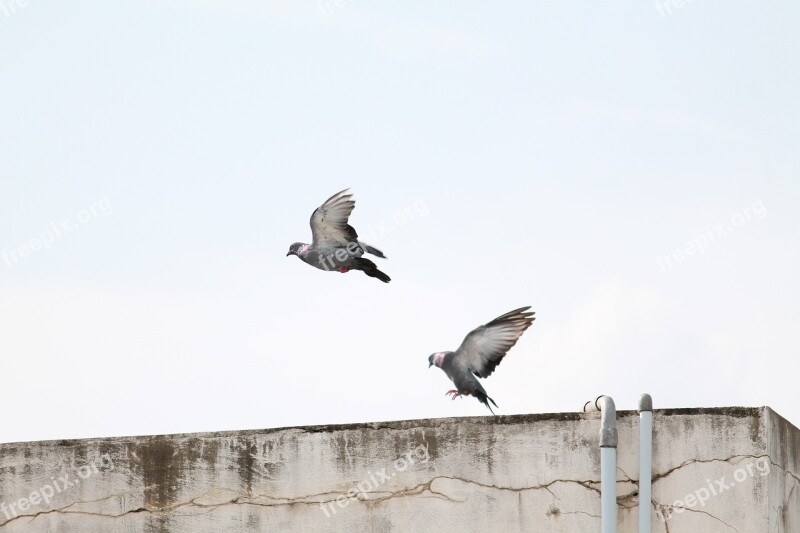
[428,306,535,414]
[286,189,390,283]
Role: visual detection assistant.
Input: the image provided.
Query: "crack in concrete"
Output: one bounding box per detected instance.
[3,453,794,529]
[652,454,771,483]
[652,496,739,533]
[679,506,740,532]
[0,486,159,528]
[781,467,800,485]
[561,509,601,519]
[58,488,151,511]
[0,506,148,528]
[0,475,603,527]
[616,465,636,484]
[360,479,462,504]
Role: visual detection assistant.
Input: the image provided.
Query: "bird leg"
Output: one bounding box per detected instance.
[445,390,463,400]
[338,266,349,273]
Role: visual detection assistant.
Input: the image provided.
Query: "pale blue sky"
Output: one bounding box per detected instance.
[1,1,798,442]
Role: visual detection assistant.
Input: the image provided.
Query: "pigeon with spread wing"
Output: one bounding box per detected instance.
[287,189,390,283]
[428,306,535,414]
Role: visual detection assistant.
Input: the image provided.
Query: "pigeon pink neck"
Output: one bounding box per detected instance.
[433,352,446,367]
[298,244,310,256]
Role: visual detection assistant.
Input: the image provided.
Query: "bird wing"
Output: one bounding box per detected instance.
[310,189,359,248]
[452,306,535,378]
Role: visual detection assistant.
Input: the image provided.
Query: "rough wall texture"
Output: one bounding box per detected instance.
[0,407,797,532]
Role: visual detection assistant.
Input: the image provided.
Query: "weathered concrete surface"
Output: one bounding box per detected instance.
[0,407,797,532]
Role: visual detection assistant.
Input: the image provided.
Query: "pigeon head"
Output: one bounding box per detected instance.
[286,242,307,257]
[428,352,448,368]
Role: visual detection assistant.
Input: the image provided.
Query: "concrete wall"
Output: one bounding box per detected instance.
[0,407,797,532]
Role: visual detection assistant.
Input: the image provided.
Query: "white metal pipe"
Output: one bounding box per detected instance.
[601,447,617,533]
[583,395,617,533]
[639,394,653,533]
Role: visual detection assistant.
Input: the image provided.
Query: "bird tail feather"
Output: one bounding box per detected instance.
[479,393,498,415]
[354,257,391,283]
[360,242,386,259]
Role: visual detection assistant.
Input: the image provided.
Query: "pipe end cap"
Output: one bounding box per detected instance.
[639,393,653,412]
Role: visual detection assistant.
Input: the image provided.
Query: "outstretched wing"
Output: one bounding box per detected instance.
[310,189,358,247]
[453,307,535,378]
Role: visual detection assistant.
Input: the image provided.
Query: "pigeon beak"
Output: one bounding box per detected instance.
[428,362,432,368]
[286,251,292,256]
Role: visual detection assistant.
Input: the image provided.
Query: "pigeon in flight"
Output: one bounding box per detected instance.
[286,189,391,283]
[428,306,535,414]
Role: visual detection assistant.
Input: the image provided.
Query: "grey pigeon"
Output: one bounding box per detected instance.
[428,306,535,414]
[286,189,390,283]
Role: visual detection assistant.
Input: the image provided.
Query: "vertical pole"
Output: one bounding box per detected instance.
[584,395,617,533]
[601,446,617,533]
[639,394,653,533]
